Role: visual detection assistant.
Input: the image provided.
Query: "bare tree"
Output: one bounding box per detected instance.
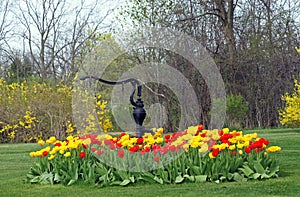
[57,0,112,84]
[16,0,112,83]
[17,0,66,80]
[0,0,12,45]
[0,0,14,77]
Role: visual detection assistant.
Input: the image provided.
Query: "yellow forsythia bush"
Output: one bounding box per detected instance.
[0,79,113,143]
[279,79,300,127]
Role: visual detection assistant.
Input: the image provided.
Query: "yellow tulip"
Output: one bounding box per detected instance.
[157,128,164,134]
[45,146,51,152]
[29,152,36,157]
[219,143,229,150]
[66,136,74,141]
[155,137,163,144]
[190,141,199,148]
[199,143,208,153]
[183,143,189,152]
[229,144,236,150]
[267,146,281,153]
[37,140,45,146]
[64,152,71,157]
[237,143,244,149]
[252,133,258,139]
[50,150,56,155]
[49,136,56,143]
[182,134,193,141]
[82,138,91,146]
[222,128,229,134]
[209,152,215,158]
[187,126,198,135]
[48,155,55,160]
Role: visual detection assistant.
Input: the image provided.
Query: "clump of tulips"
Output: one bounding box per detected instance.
[27,125,281,186]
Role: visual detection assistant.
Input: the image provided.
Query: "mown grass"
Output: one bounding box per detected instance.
[0,128,300,197]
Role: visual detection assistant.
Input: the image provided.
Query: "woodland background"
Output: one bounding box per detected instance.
[0,0,299,139]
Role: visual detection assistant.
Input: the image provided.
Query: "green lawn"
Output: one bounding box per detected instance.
[1,128,300,197]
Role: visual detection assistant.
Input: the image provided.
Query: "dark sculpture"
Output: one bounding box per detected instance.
[80,76,149,138]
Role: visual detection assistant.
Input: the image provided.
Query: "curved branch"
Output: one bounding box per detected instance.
[79,75,140,86]
[80,75,142,107]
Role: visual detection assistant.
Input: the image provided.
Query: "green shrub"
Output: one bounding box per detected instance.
[226,94,249,129]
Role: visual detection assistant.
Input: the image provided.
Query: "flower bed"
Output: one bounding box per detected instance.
[27,125,281,186]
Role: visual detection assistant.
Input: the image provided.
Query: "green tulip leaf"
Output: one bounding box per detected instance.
[129,176,135,183]
[39,172,54,184]
[54,173,61,182]
[183,174,194,182]
[29,176,40,183]
[140,172,156,183]
[220,176,226,182]
[154,176,163,184]
[269,163,280,177]
[195,175,207,183]
[252,173,261,180]
[227,173,234,180]
[239,165,254,177]
[67,179,76,186]
[233,172,243,182]
[175,175,184,183]
[191,166,201,175]
[261,173,270,179]
[253,161,266,174]
[110,181,122,186]
[120,179,131,186]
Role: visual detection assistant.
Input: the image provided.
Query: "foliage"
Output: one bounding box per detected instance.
[279,79,300,127]
[226,94,249,129]
[0,79,113,143]
[5,56,33,83]
[118,0,300,129]
[27,126,281,186]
